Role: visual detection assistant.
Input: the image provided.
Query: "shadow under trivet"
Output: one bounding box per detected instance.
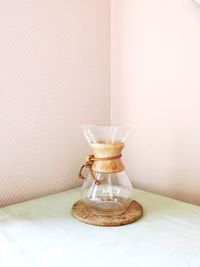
[72,200,143,226]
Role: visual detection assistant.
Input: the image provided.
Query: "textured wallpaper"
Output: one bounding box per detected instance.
[1,0,200,207]
[0,0,110,206]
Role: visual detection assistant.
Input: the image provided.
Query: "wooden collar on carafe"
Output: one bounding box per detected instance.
[89,141,125,173]
[78,141,125,185]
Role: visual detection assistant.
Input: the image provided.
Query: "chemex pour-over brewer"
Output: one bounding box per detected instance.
[72,125,143,226]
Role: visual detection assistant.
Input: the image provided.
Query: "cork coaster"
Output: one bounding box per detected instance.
[72,200,143,226]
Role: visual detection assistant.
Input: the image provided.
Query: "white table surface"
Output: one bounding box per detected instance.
[0,187,200,267]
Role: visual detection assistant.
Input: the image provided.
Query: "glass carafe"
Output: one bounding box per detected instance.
[79,125,133,216]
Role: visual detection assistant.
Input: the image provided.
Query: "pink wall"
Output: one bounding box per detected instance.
[1,0,200,207]
[111,0,200,205]
[0,1,110,206]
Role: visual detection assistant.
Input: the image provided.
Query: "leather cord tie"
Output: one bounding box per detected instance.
[78,154,122,185]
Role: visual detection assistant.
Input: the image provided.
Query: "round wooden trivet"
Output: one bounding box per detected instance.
[72,200,143,226]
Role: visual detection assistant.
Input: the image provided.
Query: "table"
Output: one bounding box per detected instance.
[0,188,200,267]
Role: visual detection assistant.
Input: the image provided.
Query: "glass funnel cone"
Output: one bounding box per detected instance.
[81,125,131,144]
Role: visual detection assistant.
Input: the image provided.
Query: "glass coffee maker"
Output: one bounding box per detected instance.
[79,125,133,216]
